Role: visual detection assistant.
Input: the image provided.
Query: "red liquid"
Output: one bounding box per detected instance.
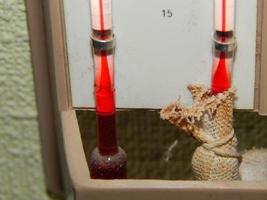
[95,54,115,113]
[99,0,105,32]
[90,59,127,179]
[89,112,127,179]
[96,113,118,155]
[89,4,127,178]
[211,52,231,94]
[222,0,226,32]
[90,147,127,179]
[93,29,112,39]
[212,30,234,94]
[89,53,127,178]
[215,31,233,40]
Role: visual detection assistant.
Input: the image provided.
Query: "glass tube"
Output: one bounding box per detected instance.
[212,0,236,94]
[89,0,127,179]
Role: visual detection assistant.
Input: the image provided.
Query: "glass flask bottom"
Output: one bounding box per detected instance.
[89,147,127,179]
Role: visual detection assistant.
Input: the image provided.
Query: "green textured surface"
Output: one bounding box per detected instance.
[77,110,267,180]
[0,0,52,199]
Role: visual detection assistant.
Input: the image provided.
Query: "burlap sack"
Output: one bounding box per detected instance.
[161,85,241,180]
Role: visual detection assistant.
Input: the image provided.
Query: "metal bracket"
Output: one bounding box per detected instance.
[213,34,237,53]
[91,35,116,51]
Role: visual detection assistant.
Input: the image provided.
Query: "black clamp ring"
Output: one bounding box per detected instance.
[213,34,237,53]
[91,35,116,51]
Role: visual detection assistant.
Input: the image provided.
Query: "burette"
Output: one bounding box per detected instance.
[212,0,236,94]
[91,0,115,115]
[89,0,127,180]
[91,0,112,33]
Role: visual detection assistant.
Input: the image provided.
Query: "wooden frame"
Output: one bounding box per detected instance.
[259,0,267,115]
[25,0,267,199]
[26,0,72,198]
[25,0,65,197]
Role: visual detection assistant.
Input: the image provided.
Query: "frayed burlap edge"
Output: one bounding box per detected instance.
[160,85,241,180]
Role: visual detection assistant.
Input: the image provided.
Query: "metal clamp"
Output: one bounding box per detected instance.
[91,35,116,51]
[213,34,237,53]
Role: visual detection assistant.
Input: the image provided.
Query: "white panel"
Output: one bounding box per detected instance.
[64,0,257,109]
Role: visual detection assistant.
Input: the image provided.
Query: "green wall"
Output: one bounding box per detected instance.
[0,0,51,199]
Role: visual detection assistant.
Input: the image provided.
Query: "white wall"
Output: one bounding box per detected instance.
[64,0,257,109]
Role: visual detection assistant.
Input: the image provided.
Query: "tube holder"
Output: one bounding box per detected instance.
[213,34,237,53]
[91,35,116,52]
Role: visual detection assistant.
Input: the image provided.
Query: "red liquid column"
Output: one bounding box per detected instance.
[89,0,127,179]
[212,0,236,94]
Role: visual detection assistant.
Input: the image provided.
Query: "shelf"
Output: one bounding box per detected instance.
[61,110,267,200]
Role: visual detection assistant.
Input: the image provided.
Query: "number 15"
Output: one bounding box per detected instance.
[162,9,173,18]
